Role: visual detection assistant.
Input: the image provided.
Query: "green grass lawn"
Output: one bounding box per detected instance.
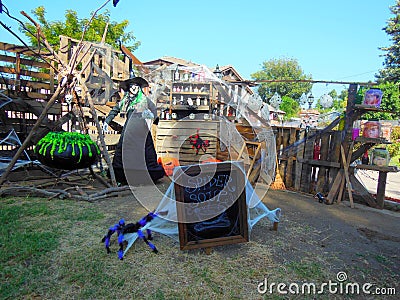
[1,195,398,299]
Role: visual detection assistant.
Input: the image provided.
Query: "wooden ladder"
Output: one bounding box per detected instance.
[237,141,262,179]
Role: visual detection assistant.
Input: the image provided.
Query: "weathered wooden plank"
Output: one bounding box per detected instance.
[340,145,354,208]
[157,144,217,151]
[349,173,377,208]
[235,124,256,141]
[297,159,340,168]
[0,42,51,57]
[355,165,399,172]
[23,100,62,115]
[156,139,218,148]
[0,54,50,69]
[0,77,52,90]
[316,133,330,193]
[158,120,218,130]
[294,130,305,190]
[285,128,297,188]
[156,128,218,138]
[89,133,120,146]
[0,66,51,80]
[326,170,343,204]
[327,131,342,189]
[299,130,316,193]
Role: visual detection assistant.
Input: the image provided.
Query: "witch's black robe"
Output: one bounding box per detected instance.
[105,96,164,185]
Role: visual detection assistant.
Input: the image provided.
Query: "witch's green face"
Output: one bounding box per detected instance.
[129,84,140,96]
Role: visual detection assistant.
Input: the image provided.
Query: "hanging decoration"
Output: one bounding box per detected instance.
[299,93,308,106]
[260,104,270,121]
[34,131,100,170]
[247,93,263,112]
[320,94,334,109]
[269,92,282,109]
[189,129,210,155]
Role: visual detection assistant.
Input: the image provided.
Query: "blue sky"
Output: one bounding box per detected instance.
[0,0,395,99]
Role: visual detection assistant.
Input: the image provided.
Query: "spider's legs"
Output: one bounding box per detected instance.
[146,229,153,240]
[138,230,158,253]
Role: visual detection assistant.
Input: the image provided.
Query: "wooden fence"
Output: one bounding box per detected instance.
[235,124,345,196]
[275,126,344,195]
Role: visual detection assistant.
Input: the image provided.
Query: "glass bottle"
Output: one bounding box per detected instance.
[361,150,369,165]
[196,96,201,106]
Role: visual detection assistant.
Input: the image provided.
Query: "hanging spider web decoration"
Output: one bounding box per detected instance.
[320,94,333,109]
[269,92,282,109]
[260,104,270,121]
[247,93,263,112]
[299,93,307,106]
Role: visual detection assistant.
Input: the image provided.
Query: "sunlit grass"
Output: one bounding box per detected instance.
[1,195,398,299]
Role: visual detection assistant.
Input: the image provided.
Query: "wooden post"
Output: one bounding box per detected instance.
[294,130,306,190]
[300,129,316,193]
[15,53,21,93]
[285,128,297,188]
[340,145,354,208]
[81,83,117,187]
[326,170,343,204]
[376,171,388,209]
[328,131,342,189]
[316,133,329,193]
[273,222,279,231]
[204,247,213,255]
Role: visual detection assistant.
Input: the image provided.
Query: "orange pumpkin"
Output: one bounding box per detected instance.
[157,157,180,176]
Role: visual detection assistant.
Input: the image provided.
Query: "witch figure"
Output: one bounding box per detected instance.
[103,77,165,185]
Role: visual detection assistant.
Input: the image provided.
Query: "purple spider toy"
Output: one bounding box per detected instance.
[101,212,158,260]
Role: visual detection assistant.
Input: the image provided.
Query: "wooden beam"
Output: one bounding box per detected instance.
[119,44,149,75]
[0,66,51,80]
[0,41,51,57]
[340,145,354,208]
[297,159,341,168]
[326,170,343,204]
[0,54,50,68]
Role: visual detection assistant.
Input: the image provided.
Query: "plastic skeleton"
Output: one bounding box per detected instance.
[189,129,210,155]
[101,212,158,260]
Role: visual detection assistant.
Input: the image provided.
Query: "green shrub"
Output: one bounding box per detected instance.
[387,126,400,157]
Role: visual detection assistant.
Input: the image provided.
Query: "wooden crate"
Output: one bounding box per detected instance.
[156,120,219,165]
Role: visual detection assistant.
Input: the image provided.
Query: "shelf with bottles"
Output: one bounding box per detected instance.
[170,95,210,107]
[171,83,211,95]
[159,104,209,111]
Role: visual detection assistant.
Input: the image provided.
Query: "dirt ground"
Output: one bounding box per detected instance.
[95,178,399,298]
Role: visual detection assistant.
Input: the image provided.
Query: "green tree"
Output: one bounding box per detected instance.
[251,57,313,103]
[376,1,400,83]
[279,96,300,120]
[20,6,140,52]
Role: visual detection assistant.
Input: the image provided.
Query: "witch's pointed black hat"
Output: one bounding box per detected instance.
[119,77,149,91]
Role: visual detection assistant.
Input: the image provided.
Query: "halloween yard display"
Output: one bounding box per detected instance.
[34,131,100,170]
[103,77,164,185]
